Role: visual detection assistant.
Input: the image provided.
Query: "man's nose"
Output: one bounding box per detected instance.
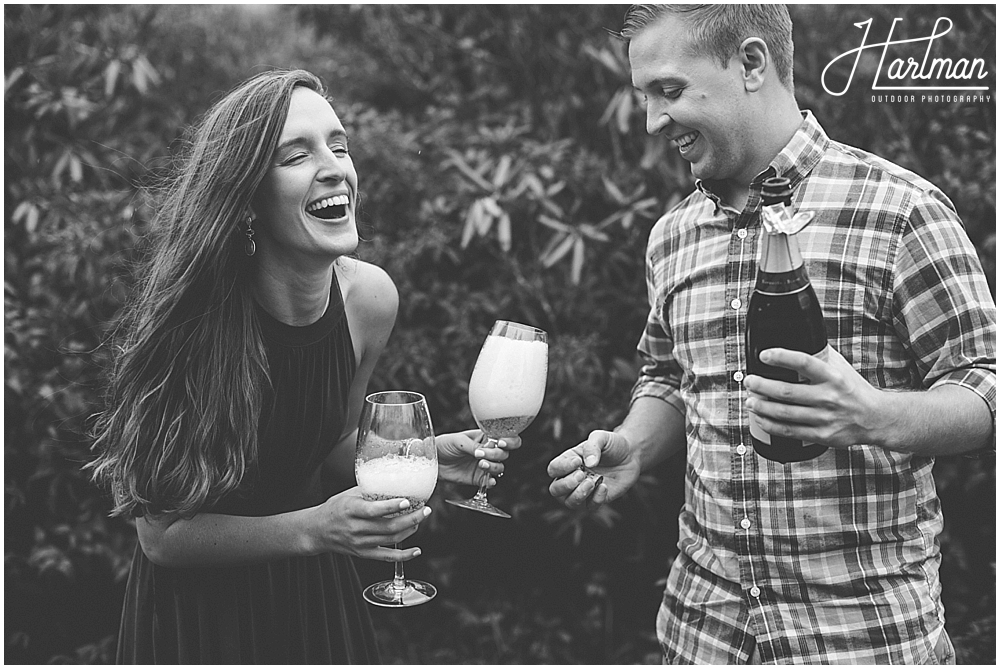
[646,102,671,136]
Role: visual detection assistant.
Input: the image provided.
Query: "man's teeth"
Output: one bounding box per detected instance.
[306,194,349,213]
[676,133,697,149]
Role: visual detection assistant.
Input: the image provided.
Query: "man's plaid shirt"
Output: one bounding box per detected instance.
[633,111,996,664]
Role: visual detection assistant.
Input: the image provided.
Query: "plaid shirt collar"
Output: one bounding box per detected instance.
[694,110,830,208]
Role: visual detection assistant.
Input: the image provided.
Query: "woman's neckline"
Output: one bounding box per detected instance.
[253,268,346,347]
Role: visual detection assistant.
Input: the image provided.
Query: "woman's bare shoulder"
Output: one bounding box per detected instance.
[336,258,398,338]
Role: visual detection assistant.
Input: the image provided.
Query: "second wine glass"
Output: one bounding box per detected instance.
[446,320,548,519]
[355,391,438,607]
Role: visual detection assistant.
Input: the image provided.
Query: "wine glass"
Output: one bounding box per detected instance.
[446,320,548,519]
[355,391,438,607]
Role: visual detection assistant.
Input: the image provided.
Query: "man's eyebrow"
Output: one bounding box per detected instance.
[275,129,349,153]
[634,75,686,92]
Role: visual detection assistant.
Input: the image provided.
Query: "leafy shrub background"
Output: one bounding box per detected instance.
[5,4,994,663]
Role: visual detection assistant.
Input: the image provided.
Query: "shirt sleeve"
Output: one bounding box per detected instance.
[891,188,996,430]
[630,235,686,417]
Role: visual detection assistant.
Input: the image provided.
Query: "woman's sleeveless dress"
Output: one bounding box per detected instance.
[116,274,380,663]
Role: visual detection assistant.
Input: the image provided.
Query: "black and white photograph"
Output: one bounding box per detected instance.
[5,4,995,664]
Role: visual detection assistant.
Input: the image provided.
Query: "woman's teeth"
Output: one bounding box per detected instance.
[306,194,349,219]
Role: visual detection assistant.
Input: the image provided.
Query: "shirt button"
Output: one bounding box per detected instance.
[733,371,745,383]
[750,586,761,598]
[730,298,742,310]
[736,444,747,456]
[737,228,748,239]
[740,518,751,530]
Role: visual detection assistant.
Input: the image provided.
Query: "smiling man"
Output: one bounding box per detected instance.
[547,4,995,664]
[627,4,799,210]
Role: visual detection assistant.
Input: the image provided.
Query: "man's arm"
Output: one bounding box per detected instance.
[550,214,688,508]
[547,396,686,508]
[744,346,993,456]
[878,382,992,456]
[616,396,688,471]
[745,189,996,456]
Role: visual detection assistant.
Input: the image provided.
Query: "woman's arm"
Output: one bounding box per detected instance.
[323,259,399,482]
[136,491,431,568]
[436,429,521,486]
[327,261,518,484]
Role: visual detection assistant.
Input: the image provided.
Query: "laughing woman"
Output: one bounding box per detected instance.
[89,70,514,663]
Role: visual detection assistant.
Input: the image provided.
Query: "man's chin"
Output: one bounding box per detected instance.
[688,162,713,181]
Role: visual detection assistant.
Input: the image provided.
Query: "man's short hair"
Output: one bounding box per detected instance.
[621,4,795,90]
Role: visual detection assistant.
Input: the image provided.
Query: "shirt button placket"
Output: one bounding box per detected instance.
[733,218,762,623]
[739,516,762,605]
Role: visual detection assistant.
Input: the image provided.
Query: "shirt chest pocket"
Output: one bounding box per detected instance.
[659,274,733,377]
[807,256,911,388]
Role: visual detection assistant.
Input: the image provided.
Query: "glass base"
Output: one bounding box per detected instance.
[445,496,512,519]
[363,579,437,608]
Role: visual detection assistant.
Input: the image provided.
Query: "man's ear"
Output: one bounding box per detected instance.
[739,37,768,93]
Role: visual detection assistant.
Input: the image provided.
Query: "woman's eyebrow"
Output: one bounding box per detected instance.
[274,129,349,154]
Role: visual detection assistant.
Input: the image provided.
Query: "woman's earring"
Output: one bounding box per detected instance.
[244,216,256,257]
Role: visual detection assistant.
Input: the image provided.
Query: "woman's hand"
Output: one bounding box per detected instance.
[305,487,432,562]
[436,429,521,487]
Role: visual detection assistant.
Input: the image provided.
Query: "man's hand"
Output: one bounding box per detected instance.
[743,345,888,449]
[547,430,641,509]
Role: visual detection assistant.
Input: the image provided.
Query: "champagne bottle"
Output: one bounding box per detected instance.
[746,177,828,463]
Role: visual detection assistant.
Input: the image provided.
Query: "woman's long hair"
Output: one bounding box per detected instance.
[89,70,326,518]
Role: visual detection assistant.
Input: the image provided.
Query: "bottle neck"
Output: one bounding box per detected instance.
[760,228,803,273]
[756,203,809,294]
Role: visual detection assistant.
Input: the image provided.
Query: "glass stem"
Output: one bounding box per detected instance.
[471,437,498,502]
[392,544,406,596]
